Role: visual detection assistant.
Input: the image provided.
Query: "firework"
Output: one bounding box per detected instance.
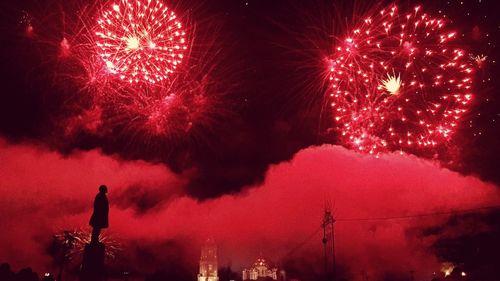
[54,229,122,261]
[19,11,34,37]
[470,54,487,68]
[98,70,220,146]
[20,0,230,150]
[327,5,473,155]
[94,0,188,84]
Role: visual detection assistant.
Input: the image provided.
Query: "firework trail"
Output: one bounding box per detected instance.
[327,5,474,156]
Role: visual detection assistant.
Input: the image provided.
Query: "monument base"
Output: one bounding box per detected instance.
[80,242,105,281]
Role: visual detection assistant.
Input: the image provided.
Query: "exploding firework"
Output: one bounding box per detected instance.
[470,54,487,68]
[327,5,474,155]
[19,0,230,151]
[19,10,34,37]
[103,73,218,143]
[54,229,122,261]
[15,0,234,158]
[94,0,188,84]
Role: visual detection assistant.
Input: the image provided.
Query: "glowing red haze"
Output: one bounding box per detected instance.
[328,5,473,155]
[0,140,499,281]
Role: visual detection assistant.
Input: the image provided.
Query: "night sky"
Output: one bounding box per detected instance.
[0,0,499,280]
[1,0,499,198]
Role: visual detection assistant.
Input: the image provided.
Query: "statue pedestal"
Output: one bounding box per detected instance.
[80,242,105,281]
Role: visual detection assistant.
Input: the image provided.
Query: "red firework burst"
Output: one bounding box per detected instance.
[19,0,228,151]
[104,72,218,144]
[54,229,122,261]
[328,5,474,155]
[94,0,188,84]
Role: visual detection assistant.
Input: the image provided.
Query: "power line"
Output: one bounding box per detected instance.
[280,205,500,262]
[282,226,322,259]
[336,205,500,222]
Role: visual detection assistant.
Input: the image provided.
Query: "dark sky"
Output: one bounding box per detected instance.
[0,0,499,201]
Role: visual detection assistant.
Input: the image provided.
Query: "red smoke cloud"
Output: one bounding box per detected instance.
[0,139,185,271]
[0,139,499,280]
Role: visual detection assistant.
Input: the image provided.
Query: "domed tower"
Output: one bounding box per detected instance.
[197,239,218,281]
[242,256,279,280]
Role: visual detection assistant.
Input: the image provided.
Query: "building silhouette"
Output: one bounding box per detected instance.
[242,257,281,280]
[198,239,219,281]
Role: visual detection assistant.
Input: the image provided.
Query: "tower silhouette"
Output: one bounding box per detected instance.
[322,203,336,281]
[198,239,218,281]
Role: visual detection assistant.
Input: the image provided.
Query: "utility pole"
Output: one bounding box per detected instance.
[322,204,336,281]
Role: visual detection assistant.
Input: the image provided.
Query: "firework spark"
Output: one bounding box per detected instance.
[94,0,188,84]
[19,11,34,37]
[327,5,474,155]
[470,54,487,68]
[54,229,122,261]
[381,72,401,95]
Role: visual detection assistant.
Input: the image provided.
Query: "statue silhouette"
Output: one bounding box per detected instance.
[89,185,109,244]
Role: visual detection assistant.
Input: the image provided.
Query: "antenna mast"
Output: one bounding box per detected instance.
[322,202,336,281]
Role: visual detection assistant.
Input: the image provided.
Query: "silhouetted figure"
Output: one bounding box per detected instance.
[89,185,109,244]
[81,185,108,281]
